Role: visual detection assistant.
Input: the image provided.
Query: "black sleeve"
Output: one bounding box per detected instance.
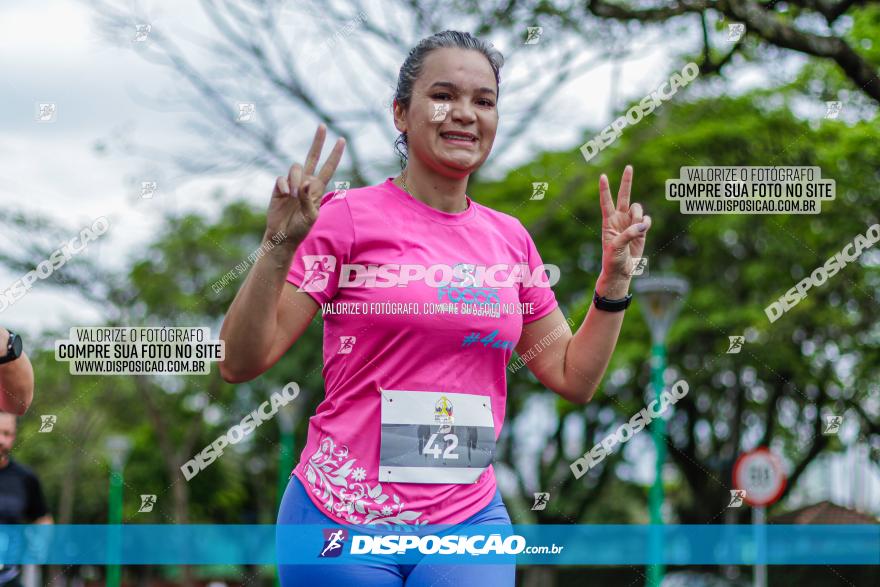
[24,471,49,521]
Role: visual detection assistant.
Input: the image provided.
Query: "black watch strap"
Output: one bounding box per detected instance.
[0,331,22,364]
[593,290,633,312]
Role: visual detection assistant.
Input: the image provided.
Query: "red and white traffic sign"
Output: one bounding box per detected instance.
[733,447,787,506]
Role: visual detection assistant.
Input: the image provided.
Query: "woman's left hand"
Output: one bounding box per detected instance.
[599,165,652,280]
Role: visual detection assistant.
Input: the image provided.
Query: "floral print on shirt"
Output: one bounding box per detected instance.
[302,436,429,526]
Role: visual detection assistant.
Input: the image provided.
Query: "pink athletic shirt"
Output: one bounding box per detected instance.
[286,177,558,526]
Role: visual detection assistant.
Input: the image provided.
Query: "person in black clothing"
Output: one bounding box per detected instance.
[0,412,53,587]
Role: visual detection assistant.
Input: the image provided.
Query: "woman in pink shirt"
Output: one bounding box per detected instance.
[219,30,651,587]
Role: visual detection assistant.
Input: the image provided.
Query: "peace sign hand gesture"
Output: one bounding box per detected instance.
[267,124,346,246]
[598,165,652,280]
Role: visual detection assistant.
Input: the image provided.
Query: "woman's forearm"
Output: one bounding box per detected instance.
[0,351,34,415]
[562,272,633,403]
[218,231,300,381]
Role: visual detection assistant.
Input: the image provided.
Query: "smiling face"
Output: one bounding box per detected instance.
[393,47,499,178]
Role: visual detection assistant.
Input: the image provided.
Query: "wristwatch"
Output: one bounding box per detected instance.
[593,290,633,312]
[0,331,22,365]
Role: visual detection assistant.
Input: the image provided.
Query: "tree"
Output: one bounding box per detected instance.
[2,195,326,585]
[494,85,878,533]
[537,0,880,103]
[87,0,616,185]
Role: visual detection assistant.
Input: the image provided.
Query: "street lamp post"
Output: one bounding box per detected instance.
[633,275,689,587]
[105,435,131,587]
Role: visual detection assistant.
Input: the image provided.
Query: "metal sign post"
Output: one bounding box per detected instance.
[753,505,767,587]
[733,447,787,587]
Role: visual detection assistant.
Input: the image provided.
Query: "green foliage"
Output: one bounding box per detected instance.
[499,88,878,522]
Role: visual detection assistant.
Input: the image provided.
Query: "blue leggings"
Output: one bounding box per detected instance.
[276,474,516,586]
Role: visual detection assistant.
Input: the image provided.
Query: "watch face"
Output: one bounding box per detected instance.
[11,334,22,357]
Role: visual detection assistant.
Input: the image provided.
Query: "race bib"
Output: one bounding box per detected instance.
[379,389,495,484]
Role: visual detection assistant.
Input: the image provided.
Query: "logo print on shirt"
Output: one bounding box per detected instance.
[461,330,515,350]
[319,528,348,557]
[434,396,454,425]
[299,255,337,292]
[437,286,501,305]
[338,336,356,354]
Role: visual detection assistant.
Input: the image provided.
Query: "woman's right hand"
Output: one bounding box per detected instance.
[267,124,346,246]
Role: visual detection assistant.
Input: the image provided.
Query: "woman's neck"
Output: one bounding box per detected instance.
[395,161,470,213]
